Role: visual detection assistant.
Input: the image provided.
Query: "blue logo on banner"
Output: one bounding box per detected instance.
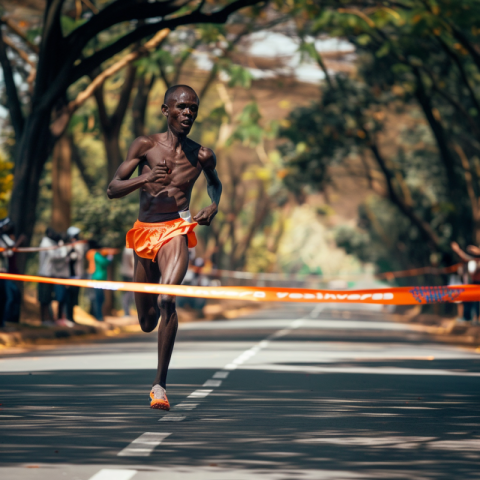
[409,286,464,304]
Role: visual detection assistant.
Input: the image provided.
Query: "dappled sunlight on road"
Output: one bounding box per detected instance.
[1,307,480,479]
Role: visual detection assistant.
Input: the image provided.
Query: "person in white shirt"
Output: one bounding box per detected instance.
[38,227,69,325]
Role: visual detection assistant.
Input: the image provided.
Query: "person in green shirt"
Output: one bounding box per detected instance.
[91,250,113,320]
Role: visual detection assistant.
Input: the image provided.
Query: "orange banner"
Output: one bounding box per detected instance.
[1,273,480,305]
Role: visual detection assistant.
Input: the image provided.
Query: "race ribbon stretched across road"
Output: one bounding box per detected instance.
[1,273,479,305]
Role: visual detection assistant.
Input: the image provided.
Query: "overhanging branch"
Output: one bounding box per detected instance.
[65,0,180,54]
[38,0,264,113]
[71,0,263,83]
[50,28,170,137]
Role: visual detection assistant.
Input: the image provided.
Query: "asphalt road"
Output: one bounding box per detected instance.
[1,303,480,479]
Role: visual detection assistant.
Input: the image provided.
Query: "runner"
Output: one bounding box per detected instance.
[107,85,222,410]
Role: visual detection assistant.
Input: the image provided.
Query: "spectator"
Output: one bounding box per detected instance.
[0,218,24,325]
[50,232,71,327]
[448,264,465,323]
[65,226,88,323]
[120,247,134,317]
[38,227,70,326]
[91,248,113,321]
[451,242,480,324]
[38,228,57,325]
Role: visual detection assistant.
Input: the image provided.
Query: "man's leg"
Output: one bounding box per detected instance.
[133,254,161,332]
[153,235,189,389]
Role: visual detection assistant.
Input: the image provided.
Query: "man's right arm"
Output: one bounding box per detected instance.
[107,136,166,199]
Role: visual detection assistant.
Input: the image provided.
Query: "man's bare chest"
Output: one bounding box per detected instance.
[142,144,202,187]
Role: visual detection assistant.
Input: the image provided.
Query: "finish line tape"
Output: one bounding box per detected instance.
[1,273,479,305]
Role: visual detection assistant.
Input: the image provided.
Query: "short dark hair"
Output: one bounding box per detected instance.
[163,85,199,105]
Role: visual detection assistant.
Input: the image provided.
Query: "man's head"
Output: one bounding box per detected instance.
[67,226,81,240]
[162,85,199,136]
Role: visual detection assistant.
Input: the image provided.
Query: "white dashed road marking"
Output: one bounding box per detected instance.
[203,379,222,387]
[159,414,186,422]
[117,432,171,456]
[88,469,137,480]
[187,389,213,398]
[117,315,313,460]
[173,402,198,410]
[220,317,306,372]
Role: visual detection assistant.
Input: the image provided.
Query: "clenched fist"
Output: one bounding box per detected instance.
[193,203,218,226]
[146,160,171,183]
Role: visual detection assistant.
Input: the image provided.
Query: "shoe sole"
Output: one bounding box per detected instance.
[150,392,170,410]
[150,401,170,410]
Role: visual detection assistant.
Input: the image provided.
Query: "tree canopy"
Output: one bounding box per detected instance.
[280,0,480,276]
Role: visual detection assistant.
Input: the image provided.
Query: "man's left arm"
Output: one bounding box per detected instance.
[194,147,222,226]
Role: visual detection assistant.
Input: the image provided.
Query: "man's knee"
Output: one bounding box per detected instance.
[139,310,158,333]
[158,295,176,308]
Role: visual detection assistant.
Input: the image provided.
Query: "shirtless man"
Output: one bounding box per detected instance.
[107,85,222,410]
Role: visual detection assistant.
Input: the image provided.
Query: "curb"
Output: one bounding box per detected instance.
[393,312,480,348]
[0,322,131,349]
[0,300,265,351]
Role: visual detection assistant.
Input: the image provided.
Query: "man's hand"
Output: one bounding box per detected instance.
[451,241,460,252]
[193,203,218,226]
[146,160,170,183]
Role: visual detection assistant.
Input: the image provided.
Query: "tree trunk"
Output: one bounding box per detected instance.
[51,134,72,232]
[95,66,137,185]
[132,74,155,138]
[10,112,53,272]
[104,129,124,184]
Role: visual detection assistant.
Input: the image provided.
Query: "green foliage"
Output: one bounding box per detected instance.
[60,15,87,36]
[225,64,253,89]
[280,0,480,273]
[228,102,264,147]
[0,153,13,219]
[73,189,138,248]
[279,76,384,194]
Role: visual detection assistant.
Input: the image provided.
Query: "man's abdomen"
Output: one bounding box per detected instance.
[138,188,191,223]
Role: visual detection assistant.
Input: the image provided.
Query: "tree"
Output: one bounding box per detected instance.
[280,0,480,273]
[0,0,264,269]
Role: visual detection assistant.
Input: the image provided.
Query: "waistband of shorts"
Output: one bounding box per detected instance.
[135,209,192,226]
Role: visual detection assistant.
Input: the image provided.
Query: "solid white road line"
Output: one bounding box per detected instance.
[187,389,213,398]
[117,432,171,456]
[88,469,137,480]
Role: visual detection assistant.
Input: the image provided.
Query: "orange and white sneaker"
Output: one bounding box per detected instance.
[150,384,170,410]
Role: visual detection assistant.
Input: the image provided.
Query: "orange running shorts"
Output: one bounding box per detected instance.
[126,218,198,262]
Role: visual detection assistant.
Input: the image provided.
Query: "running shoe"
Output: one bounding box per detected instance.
[150,384,170,410]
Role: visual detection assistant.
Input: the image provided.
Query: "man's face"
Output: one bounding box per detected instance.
[163,88,199,136]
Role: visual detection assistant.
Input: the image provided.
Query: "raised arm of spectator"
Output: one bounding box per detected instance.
[451,241,473,262]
